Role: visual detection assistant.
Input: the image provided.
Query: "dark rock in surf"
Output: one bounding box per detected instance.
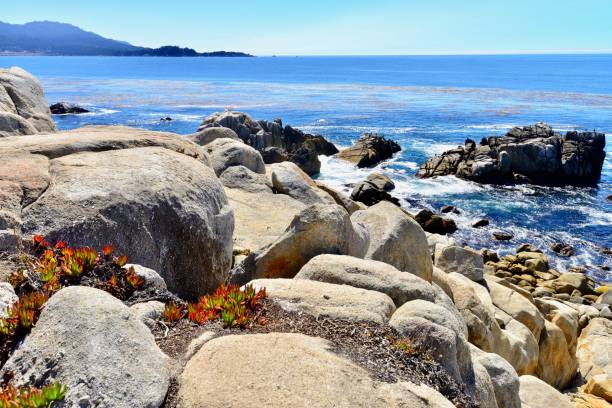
[551,243,574,257]
[493,231,514,241]
[198,111,338,175]
[440,205,460,214]
[416,122,606,186]
[414,209,457,235]
[50,102,90,115]
[336,133,401,168]
[350,173,399,207]
[472,219,490,228]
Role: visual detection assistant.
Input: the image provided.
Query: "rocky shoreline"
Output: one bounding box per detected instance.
[417,123,606,186]
[0,66,611,408]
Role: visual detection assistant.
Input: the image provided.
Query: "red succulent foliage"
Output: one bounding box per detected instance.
[163,284,266,329]
[102,245,114,256]
[163,302,185,323]
[114,255,128,268]
[0,381,67,408]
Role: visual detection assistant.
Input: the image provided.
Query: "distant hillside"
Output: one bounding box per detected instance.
[0,21,253,57]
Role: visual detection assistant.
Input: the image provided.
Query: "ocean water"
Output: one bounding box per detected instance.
[1,55,610,282]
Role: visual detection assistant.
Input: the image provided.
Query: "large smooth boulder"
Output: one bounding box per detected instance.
[352,201,432,282]
[219,165,272,193]
[435,245,484,281]
[390,299,474,386]
[0,66,56,137]
[576,318,612,402]
[269,161,334,205]
[471,346,521,408]
[187,126,240,145]
[204,137,265,176]
[232,204,368,282]
[224,184,305,253]
[537,319,577,389]
[179,333,454,408]
[486,278,545,341]
[0,125,209,162]
[15,145,233,299]
[350,173,399,206]
[518,375,574,408]
[434,270,539,375]
[295,254,436,307]
[1,286,169,408]
[337,133,401,167]
[249,279,395,324]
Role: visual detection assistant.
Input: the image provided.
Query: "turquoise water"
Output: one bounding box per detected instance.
[1,55,610,281]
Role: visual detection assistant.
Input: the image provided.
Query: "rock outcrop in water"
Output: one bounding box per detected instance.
[337,132,401,167]
[49,101,90,114]
[416,123,606,186]
[196,111,338,175]
[0,67,57,137]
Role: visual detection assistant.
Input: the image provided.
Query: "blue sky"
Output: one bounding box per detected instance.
[3,0,611,55]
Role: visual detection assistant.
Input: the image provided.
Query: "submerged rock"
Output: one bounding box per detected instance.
[417,123,606,186]
[49,101,90,114]
[337,133,401,167]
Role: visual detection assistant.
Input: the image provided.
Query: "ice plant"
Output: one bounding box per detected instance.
[125,267,144,289]
[0,382,67,408]
[181,284,266,329]
[163,302,184,323]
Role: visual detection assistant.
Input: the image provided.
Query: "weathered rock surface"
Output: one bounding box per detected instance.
[0,67,56,137]
[576,318,612,402]
[198,111,338,175]
[49,101,90,115]
[434,270,539,376]
[295,254,436,307]
[232,204,368,282]
[186,126,240,145]
[537,319,577,389]
[518,375,574,408]
[1,286,169,408]
[219,165,271,193]
[203,137,265,176]
[130,300,165,328]
[224,184,305,252]
[417,123,606,186]
[390,299,474,387]
[179,332,454,408]
[337,133,401,167]
[471,346,521,408]
[0,281,17,318]
[486,278,545,341]
[352,201,433,282]
[249,279,395,324]
[435,245,484,281]
[3,136,234,299]
[0,125,210,164]
[269,161,335,205]
[315,181,365,214]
